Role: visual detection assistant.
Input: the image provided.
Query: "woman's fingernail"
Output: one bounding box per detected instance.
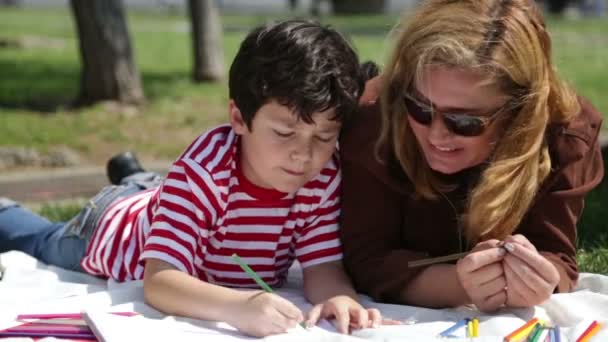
[496,241,505,248]
[498,247,506,255]
[305,321,314,329]
[373,322,380,328]
[504,242,515,252]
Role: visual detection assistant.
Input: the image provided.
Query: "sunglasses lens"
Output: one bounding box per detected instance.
[443,114,485,137]
[404,97,432,125]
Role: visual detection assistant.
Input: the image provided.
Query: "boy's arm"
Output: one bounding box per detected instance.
[302,261,382,333]
[143,258,247,322]
[143,258,303,337]
[302,260,358,303]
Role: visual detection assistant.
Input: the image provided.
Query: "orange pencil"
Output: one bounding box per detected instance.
[504,318,539,342]
[576,321,602,342]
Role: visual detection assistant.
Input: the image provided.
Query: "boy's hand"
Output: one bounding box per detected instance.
[456,239,507,312]
[304,295,381,334]
[227,291,304,337]
[502,235,559,308]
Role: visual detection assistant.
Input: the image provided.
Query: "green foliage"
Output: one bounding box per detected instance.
[578,248,608,274]
[37,202,82,222]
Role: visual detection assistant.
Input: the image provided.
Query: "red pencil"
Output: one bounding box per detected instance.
[576,320,602,342]
[16,311,137,320]
[504,318,539,342]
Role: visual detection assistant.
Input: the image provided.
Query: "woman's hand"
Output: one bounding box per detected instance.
[502,235,560,307]
[456,239,507,312]
[305,295,382,334]
[227,291,304,337]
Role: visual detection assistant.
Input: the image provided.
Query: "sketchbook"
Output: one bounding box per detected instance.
[82,308,363,342]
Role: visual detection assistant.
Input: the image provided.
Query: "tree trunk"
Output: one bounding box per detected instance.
[332,0,386,14]
[0,0,21,6]
[546,0,570,14]
[188,0,224,82]
[69,0,144,106]
[288,0,298,11]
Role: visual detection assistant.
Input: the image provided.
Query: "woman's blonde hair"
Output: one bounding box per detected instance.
[379,0,580,243]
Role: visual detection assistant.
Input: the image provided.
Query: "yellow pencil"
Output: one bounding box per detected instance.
[467,320,474,338]
[472,318,479,337]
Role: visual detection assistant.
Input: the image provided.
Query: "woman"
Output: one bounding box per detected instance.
[340,0,604,312]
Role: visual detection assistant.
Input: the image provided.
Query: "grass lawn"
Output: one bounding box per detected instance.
[1,7,607,273]
[0,8,607,160]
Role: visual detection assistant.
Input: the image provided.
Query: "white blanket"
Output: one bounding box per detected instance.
[1,251,606,341]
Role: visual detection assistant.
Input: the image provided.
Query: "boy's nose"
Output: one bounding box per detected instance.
[290,142,313,163]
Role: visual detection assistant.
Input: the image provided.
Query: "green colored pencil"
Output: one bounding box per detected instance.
[231,253,274,293]
[526,323,543,342]
[231,253,307,329]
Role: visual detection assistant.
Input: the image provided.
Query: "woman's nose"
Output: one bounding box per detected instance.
[427,112,453,140]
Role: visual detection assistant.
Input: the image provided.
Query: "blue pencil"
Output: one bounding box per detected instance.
[438,318,469,337]
[549,328,556,342]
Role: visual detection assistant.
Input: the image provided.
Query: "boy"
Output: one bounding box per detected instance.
[0,20,381,337]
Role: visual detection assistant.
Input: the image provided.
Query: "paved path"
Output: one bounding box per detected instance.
[1,134,606,204]
[0,162,169,203]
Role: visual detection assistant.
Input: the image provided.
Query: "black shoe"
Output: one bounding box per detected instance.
[106,152,145,185]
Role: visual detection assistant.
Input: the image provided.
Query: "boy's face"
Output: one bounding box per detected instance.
[230,100,341,194]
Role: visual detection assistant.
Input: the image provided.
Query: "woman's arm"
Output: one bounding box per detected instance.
[340,159,428,303]
[514,105,604,293]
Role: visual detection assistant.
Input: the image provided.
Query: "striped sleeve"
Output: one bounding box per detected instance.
[295,164,343,268]
[140,161,210,275]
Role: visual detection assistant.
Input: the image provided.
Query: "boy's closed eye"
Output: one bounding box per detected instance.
[273,129,295,138]
[315,134,337,143]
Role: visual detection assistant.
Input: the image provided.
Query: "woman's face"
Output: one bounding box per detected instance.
[407,65,510,175]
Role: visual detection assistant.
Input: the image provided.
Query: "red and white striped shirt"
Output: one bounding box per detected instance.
[81,125,343,287]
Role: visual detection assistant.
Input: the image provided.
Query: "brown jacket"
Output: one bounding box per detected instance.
[339,78,604,304]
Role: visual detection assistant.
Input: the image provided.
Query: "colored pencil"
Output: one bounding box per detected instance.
[5,324,91,334]
[531,328,549,342]
[504,318,540,342]
[231,253,273,293]
[16,312,137,320]
[576,321,602,342]
[18,318,88,326]
[232,253,305,329]
[549,328,556,342]
[526,323,542,342]
[408,252,470,267]
[0,330,96,340]
[472,317,479,337]
[438,318,469,337]
[467,319,473,338]
[554,326,561,342]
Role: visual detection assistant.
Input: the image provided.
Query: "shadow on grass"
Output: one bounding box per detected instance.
[141,70,193,99]
[0,56,198,112]
[0,58,79,112]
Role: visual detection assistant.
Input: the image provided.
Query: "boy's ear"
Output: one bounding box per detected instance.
[228,100,249,135]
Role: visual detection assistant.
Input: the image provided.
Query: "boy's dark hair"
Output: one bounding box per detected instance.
[360,60,380,80]
[229,20,364,128]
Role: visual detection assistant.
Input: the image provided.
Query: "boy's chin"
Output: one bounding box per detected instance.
[273,180,308,194]
[274,184,302,194]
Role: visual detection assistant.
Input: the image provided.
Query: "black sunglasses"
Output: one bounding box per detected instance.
[403,92,508,137]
